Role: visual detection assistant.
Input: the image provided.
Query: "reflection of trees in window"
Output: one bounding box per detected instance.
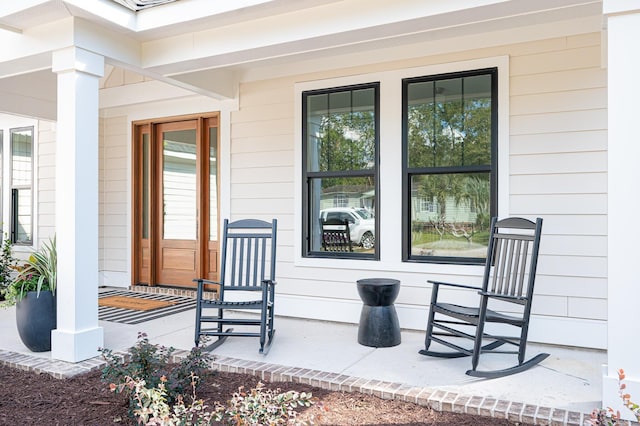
[407,84,491,170]
[317,111,375,173]
[303,84,379,258]
[404,70,496,263]
[462,175,490,231]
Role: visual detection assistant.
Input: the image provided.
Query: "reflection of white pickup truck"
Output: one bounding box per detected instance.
[320,207,375,249]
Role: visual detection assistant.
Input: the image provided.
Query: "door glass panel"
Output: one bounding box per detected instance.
[209,127,218,241]
[163,129,197,240]
[142,133,150,239]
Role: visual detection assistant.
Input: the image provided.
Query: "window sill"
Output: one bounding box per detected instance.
[295,255,485,277]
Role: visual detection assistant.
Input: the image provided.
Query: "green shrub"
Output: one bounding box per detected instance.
[100,332,213,411]
[0,234,16,300]
[114,375,315,426]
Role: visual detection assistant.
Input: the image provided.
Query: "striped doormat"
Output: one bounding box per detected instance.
[98,289,196,325]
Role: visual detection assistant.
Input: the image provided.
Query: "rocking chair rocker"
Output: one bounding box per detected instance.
[419,217,549,378]
[194,218,277,354]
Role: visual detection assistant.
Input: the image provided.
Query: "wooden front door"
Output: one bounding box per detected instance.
[132,114,219,288]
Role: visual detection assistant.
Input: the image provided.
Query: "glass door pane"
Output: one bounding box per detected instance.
[162,129,197,240]
[209,127,218,241]
[142,133,150,239]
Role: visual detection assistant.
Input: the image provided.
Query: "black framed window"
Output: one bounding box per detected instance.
[303,83,379,259]
[10,127,34,245]
[402,69,497,264]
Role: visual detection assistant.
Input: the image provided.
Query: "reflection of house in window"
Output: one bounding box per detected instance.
[162,133,197,241]
[320,185,372,211]
[418,197,436,213]
[412,193,477,224]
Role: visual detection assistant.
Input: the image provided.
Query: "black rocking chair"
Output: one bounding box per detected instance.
[194,218,277,354]
[419,217,549,378]
[320,218,353,252]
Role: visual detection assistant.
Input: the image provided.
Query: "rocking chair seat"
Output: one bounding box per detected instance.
[435,303,525,326]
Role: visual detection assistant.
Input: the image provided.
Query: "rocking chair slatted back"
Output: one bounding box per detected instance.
[488,231,536,301]
[220,219,275,291]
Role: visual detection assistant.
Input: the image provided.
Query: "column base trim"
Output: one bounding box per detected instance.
[51,326,104,363]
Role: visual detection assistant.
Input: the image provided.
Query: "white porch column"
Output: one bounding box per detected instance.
[50,47,104,362]
[604,1,640,421]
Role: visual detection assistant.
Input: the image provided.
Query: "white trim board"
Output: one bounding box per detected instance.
[275,294,607,350]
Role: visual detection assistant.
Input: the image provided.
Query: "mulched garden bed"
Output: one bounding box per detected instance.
[0,363,526,425]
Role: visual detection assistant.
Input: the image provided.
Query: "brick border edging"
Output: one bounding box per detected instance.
[0,349,106,379]
[185,352,631,426]
[1,348,637,426]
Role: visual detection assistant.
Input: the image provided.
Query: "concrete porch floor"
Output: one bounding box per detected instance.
[0,297,609,425]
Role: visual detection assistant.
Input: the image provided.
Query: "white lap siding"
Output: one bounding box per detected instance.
[230,33,606,349]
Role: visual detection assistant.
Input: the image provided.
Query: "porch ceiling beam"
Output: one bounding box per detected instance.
[140,0,601,75]
[0,16,234,101]
[0,53,50,79]
[0,23,21,33]
[0,0,601,102]
[0,0,343,41]
[98,78,214,109]
[0,18,73,64]
[73,18,236,99]
[0,89,56,121]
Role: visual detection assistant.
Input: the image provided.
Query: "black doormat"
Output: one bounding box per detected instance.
[98,289,196,324]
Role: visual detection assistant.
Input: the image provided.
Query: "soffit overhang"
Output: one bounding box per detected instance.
[0,0,604,118]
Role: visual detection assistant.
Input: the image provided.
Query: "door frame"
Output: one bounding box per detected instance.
[131,112,220,288]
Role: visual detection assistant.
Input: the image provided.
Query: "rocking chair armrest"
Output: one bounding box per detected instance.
[262,279,277,287]
[192,278,222,286]
[428,280,482,291]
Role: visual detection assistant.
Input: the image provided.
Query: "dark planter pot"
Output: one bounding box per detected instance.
[15,291,57,352]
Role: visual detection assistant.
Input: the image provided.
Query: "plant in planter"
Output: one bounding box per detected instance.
[0,235,17,301]
[1,236,57,352]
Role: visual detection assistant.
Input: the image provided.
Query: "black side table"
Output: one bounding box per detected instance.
[356,278,401,347]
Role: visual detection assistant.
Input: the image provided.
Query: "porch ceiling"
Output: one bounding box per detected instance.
[0,0,603,119]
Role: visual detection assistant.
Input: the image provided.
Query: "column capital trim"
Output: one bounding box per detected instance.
[52,46,104,78]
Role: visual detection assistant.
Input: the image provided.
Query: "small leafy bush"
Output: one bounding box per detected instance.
[588,368,640,425]
[100,332,212,410]
[214,381,314,425]
[114,374,213,426]
[113,374,315,426]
